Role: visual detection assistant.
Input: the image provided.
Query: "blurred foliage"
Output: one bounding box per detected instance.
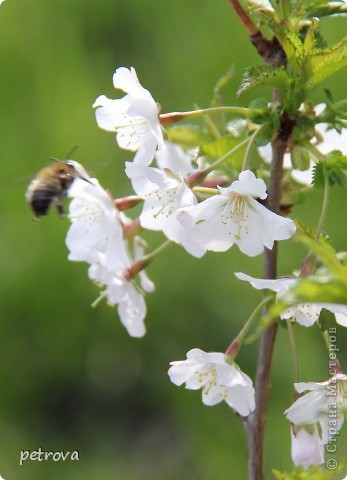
[0,0,346,479]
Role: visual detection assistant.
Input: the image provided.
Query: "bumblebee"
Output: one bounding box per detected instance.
[26,160,91,218]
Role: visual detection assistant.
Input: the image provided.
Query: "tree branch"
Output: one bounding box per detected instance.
[227,0,285,66]
[227,2,294,477]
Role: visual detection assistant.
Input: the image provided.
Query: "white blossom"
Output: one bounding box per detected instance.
[291,425,324,467]
[66,177,154,337]
[125,158,197,237]
[168,348,255,416]
[285,374,347,444]
[155,141,194,176]
[173,170,295,258]
[93,67,165,165]
[235,272,347,327]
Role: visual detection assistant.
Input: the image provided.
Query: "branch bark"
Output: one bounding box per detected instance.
[243,116,294,479]
[227,1,293,478]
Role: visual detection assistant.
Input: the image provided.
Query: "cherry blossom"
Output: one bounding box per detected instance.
[173,170,296,257]
[168,348,255,416]
[285,374,347,444]
[66,177,154,337]
[291,425,324,467]
[235,272,347,327]
[93,67,165,165]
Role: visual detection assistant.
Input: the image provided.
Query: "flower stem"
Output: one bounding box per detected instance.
[123,240,172,280]
[242,125,265,171]
[322,330,343,374]
[187,136,250,187]
[306,142,326,163]
[206,136,250,172]
[159,106,259,126]
[91,291,107,309]
[225,295,274,359]
[333,99,347,111]
[315,175,329,242]
[286,319,300,384]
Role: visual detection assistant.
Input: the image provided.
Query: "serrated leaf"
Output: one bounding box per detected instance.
[166,125,210,149]
[238,64,291,97]
[305,36,347,87]
[313,152,347,188]
[303,17,319,54]
[265,20,305,70]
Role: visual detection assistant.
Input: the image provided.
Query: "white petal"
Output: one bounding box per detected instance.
[285,389,328,425]
[117,283,147,337]
[133,133,158,165]
[219,170,267,199]
[291,426,324,467]
[113,67,153,101]
[235,272,296,293]
[155,141,193,176]
[315,124,347,155]
[294,304,321,326]
[93,95,129,132]
[225,384,256,416]
[168,363,202,388]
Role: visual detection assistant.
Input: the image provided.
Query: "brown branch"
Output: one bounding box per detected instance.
[228,0,258,36]
[227,2,294,476]
[228,0,286,66]
[243,115,294,479]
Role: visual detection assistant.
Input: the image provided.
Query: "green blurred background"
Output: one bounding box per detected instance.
[0,0,346,478]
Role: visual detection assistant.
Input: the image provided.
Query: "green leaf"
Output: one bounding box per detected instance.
[305,36,347,87]
[313,152,347,188]
[295,222,347,281]
[318,307,335,331]
[303,17,319,54]
[166,125,210,149]
[199,136,246,164]
[290,144,311,170]
[268,21,306,71]
[238,64,291,97]
[273,465,341,480]
[306,1,347,18]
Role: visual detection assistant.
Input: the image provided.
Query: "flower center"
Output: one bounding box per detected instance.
[149,187,176,220]
[220,193,249,240]
[196,367,229,400]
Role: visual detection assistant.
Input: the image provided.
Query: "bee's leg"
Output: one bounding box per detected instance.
[56,203,66,218]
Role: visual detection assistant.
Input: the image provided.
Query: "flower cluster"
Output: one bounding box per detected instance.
[59,66,347,463]
[66,175,154,337]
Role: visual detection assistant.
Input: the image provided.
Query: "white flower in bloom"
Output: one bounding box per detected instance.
[168,348,255,416]
[285,374,347,444]
[291,425,324,467]
[125,159,197,237]
[174,170,295,258]
[235,272,347,327]
[66,178,154,337]
[155,141,194,176]
[93,67,165,165]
